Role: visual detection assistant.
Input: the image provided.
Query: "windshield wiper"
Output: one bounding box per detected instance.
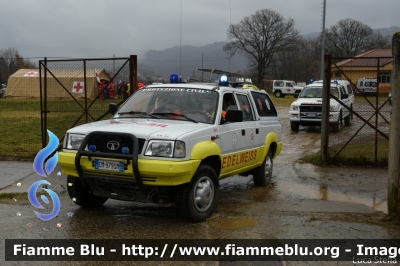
[117,111,158,119]
[151,112,198,123]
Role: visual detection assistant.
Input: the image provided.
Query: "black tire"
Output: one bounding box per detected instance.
[274,90,282,98]
[350,105,353,120]
[344,107,352,126]
[290,121,299,131]
[176,165,219,222]
[67,175,108,208]
[252,149,273,187]
[332,111,342,132]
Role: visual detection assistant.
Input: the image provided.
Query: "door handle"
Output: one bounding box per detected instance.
[242,129,245,136]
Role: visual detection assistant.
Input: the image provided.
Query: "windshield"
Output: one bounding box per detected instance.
[298,86,339,98]
[114,87,219,124]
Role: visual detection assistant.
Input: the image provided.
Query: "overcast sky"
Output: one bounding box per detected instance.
[1,0,399,61]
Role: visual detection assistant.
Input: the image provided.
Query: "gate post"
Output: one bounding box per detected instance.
[388,32,400,217]
[129,55,137,94]
[321,55,331,162]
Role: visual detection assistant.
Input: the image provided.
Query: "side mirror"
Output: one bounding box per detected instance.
[108,103,118,115]
[342,93,348,99]
[225,109,243,123]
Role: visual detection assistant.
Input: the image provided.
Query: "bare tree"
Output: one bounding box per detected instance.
[264,37,320,83]
[324,19,391,57]
[224,9,300,85]
[0,47,36,84]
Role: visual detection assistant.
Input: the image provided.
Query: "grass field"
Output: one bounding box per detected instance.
[0,98,117,160]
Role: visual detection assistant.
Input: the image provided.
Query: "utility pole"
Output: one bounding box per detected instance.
[388,32,400,218]
[320,0,327,80]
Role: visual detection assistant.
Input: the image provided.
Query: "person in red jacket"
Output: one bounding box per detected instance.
[108,81,116,99]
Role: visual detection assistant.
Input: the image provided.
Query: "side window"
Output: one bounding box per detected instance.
[236,94,254,121]
[286,83,293,87]
[340,87,346,98]
[330,87,339,98]
[250,91,277,117]
[222,93,237,111]
[274,81,283,87]
[346,85,353,94]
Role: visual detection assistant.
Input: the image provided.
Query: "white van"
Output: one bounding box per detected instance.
[272,80,304,98]
[356,77,377,96]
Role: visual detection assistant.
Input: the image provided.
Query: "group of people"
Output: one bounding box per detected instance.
[97,80,116,100]
[97,80,146,100]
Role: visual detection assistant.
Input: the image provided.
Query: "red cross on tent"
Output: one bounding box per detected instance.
[24,71,37,77]
[72,82,84,93]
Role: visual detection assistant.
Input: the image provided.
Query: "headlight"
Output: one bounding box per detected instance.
[290,105,299,111]
[65,133,85,150]
[145,140,186,158]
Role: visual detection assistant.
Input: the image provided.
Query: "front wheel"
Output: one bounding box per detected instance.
[67,175,108,208]
[290,121,299,131]
[252,150,273,187]
[332,111,342,132]
[344,105,353,126]
[176,165,219,222]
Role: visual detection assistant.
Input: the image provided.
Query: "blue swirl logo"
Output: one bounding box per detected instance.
[28,180,60,221]
[30,129,61,221]
[33,130,59,177]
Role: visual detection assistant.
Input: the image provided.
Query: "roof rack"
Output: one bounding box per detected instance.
[188,68,251,87]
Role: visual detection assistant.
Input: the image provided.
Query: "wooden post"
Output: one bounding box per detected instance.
[321,55,331,162]
[129,55,138,94]
[388,32,400,217]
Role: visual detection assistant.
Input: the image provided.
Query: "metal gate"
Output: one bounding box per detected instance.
[325,56,392,165]
[39,55,137,150]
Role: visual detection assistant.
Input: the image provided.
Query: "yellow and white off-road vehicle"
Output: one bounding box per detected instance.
[58,74,282,222]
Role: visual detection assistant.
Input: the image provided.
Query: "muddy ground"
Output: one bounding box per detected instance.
[0,106,398,266]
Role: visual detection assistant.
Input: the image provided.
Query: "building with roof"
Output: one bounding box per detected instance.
[331,49,392,93]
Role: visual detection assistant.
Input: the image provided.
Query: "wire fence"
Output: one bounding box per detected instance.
[327,56,392,165]
[0,57,132,159]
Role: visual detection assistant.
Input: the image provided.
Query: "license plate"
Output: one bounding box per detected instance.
[305,112,318,117]
[94,160,124,172]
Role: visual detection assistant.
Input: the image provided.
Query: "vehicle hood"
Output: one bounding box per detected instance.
[291,98,323,105]
[67,119,210,140]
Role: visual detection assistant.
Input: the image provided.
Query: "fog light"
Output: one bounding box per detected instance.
[121,147,129,154]
[88,145,96,152]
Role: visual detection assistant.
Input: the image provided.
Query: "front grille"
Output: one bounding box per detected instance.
[87,133,145,154]
[300,105,322,113]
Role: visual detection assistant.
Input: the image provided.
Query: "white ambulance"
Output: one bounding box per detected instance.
[58,74,282,222]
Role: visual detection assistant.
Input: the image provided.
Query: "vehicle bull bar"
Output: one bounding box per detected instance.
[74,131,145,194]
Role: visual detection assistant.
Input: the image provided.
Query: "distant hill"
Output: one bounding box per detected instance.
[139,26,399,80]
[138,42,248,80]
[302,26,400,39]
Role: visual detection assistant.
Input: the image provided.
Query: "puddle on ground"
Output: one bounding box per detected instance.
[207,218,258,230]
[274,181,387,213]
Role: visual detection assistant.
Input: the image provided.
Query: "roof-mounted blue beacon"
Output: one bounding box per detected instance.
[170,73,179,84]
[218,74,229,86]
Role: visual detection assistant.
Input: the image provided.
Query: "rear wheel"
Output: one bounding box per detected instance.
[252,150,273,187]
[274,90,282,98]
[176,165,219,222]
[290,121,299,131]
[67,175,108,208]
